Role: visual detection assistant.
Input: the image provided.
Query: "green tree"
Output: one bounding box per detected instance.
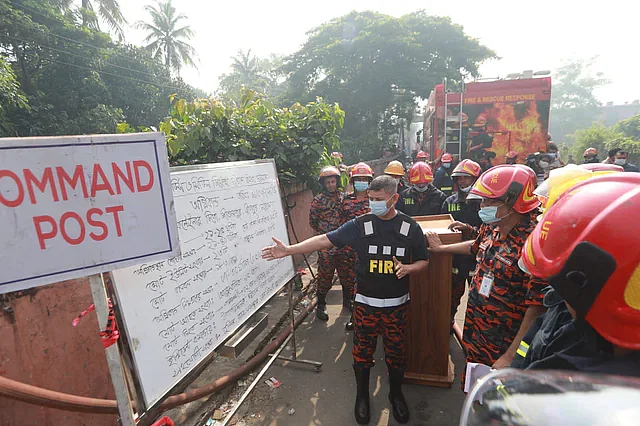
[569,123,619,161]
[155,89,345,185]
[135,0,197,75]
[0,56,29,136]
[549,58,610,143]
[282,10,495,163]
[218,50,286,103]
[80,0,126,41]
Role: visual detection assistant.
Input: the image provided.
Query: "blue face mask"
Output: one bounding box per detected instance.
[370,197,393,217]
[443,163,451,169]
[478,205,503,224]
[354,181,369,192]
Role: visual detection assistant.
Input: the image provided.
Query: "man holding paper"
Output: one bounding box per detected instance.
[262,175,429,424]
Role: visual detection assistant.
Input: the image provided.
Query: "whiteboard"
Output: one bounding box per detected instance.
[111,159,295,408]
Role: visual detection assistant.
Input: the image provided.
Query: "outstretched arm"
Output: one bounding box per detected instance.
[262,235,333,260]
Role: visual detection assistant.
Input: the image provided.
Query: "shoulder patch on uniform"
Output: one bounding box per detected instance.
[364,221,374,235]
[399,221,410,236]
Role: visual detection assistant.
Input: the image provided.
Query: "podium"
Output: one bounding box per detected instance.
[405,214,462,387]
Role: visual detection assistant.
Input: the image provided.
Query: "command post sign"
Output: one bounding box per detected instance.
[0,133,179,294]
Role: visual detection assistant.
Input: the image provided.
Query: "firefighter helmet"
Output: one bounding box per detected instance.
[452,159,482,178]
[416,150,428,159]
[330,151,343,160]
[350,162,374,179]
[409,162,434,185]
[506,150,518,159]
[318,166,341,187]
[578,163,624,172]
[469,164,539,214]
[520,173,640,350]
[441,153,453,163]
[583,147,598,157]
[473,114,488,127]
[384,160,405,177]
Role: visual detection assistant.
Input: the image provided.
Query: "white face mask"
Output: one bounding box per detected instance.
[415,184,429,192]
[460,185,472,193]
[615,158,627,166]
[539,161,549,168]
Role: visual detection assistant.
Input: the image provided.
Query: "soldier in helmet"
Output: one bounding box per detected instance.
[396,162,447,217]
[309,166,354,321]
[519,173,640,376]
[384,160,407,193]
[342,162,374,330]
[433,153,455,196]
[427,165,548,385]
[441,159,483,328]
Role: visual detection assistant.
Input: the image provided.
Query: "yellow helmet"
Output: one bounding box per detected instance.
[534,165,623,217]
[384,160,405,177]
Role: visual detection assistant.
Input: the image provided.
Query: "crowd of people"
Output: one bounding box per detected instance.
[262,147,640,425]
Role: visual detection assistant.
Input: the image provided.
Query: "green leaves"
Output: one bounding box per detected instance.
[153,89,344,183]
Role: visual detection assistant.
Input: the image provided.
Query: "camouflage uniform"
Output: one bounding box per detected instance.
[441,192,482,324]
[309,190,354,297]
[462,213,546,385]
[353,303,409,369]
[342,193,370,297]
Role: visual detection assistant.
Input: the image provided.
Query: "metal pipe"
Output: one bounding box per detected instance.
[220,333,293,426]
[0,297,318,415]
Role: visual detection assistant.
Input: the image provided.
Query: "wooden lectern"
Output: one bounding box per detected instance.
[405,214,462,387]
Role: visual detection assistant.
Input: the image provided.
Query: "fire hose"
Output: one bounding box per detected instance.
[0,296,318,415]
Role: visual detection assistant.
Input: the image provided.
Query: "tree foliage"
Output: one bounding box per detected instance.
[569,113,640,162]
[0,0,200,137]
[218,50,287,104]
[549,58,610,143]
[135,0,197,75]
[152,89,344,185]
[281,10,495,163]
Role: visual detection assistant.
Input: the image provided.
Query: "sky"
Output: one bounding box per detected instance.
[120,0,640,104]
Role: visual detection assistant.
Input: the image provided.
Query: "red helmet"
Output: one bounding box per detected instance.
[452,159,481,178]
[520,174,640,349]
[441,153,453,163]
[409,162,434,185]
[350,162,374,179]
[506,150,518,159]
[469,164,540,214]
[330,151,343,160]
[318,166,341,186]
[473,114,488,127]
[416,150,428,159]
[583,147,598,157]
[578,163,624,172]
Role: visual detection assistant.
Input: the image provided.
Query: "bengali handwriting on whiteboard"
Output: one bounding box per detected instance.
[112,163,294,405]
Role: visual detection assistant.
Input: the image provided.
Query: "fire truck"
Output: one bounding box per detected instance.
[422,75,552,165]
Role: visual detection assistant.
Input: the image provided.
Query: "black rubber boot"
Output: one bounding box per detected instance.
[354,366,371,424]
[316,293,329,321]
[388,367,410,424]
[345,312,354,331]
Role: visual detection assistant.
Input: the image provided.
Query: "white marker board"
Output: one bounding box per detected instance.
[111,159,295,408]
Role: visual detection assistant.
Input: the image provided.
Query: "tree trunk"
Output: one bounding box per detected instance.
[81,0,89,26]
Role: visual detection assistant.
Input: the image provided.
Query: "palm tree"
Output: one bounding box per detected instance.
[231,49,259,81]
[135,0,198,75]
[81,0,126,41]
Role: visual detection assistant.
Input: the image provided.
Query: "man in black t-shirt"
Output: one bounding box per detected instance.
[262,175,429,425]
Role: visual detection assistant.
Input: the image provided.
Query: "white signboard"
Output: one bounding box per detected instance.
[0,133,179,293]
[111,160,295,408]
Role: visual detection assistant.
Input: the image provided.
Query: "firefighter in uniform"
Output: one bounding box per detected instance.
[583,147,600,164]
[308,166,353,321]
[441,159,482,327]
[505,150,518,165]
[433,153,455,196]
[426,165,547,385]
[396,162,447,217]
[262,175,430,424]
[519,173,640,376]
[343,162,374,331]
[384,160,407,193]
